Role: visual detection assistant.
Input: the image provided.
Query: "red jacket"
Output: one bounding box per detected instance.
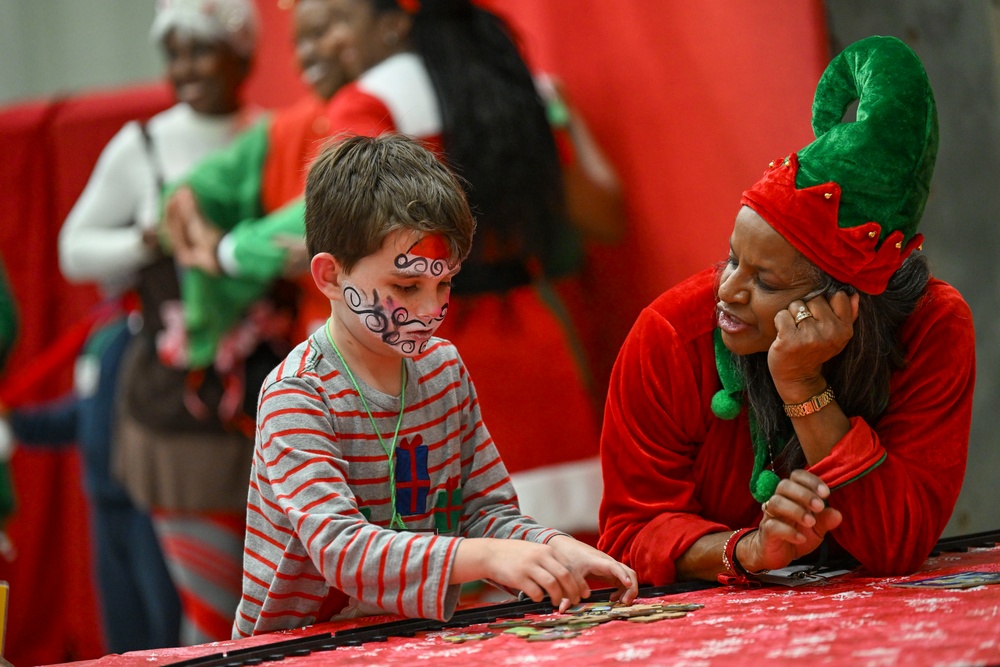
[598,268,975,583]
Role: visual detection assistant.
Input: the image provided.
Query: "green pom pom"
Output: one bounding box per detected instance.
[752,470,781,503]
[711,390,742,420]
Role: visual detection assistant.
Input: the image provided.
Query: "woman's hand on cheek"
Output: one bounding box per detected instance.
[767,290,860,402]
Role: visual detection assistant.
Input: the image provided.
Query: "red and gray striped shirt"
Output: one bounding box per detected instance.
[233,332,561,637]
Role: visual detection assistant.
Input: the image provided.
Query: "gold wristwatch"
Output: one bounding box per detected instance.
[783,386,836,418]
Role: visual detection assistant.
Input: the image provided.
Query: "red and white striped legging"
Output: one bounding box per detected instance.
[152,510,245,644]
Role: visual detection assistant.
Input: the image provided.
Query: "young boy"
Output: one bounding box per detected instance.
[233,134,637,637]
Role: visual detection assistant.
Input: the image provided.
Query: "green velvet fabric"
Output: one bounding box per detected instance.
[169,119,273,369]
[796,35,938,243]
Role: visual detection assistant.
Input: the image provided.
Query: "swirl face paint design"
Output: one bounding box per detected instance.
[340,233,457,357]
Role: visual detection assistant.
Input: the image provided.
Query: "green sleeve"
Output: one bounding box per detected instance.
[176,116,270,231]
[0,260,19,370]
[175,118,273,369]
[229,198,305,282]
[182,199,305,368]
[182,269,270,368]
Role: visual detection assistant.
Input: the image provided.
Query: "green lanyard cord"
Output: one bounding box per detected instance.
[325,319,408,530]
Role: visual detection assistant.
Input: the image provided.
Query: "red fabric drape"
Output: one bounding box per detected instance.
[480,0,830,388]
[0,84,172,665]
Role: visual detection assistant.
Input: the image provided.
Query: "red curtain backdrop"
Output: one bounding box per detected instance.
[482,0,830,383]
[0,2,827,663]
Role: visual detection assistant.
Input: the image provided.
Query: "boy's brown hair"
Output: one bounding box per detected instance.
[305,134,476,272]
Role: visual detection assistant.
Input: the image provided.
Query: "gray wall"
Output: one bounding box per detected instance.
[0,0,159,105]
[826,0,1000,536]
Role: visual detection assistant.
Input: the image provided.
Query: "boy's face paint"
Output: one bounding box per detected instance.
[338,230,459,357]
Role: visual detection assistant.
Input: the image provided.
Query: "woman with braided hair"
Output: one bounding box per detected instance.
[170,0,622,536]
[598,36,975,585]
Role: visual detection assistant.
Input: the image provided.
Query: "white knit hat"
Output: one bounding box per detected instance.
[150,0,259,58]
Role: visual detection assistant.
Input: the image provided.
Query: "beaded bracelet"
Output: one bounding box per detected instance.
[717,528,763,587]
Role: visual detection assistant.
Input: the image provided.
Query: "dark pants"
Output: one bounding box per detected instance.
[11,317,181,651]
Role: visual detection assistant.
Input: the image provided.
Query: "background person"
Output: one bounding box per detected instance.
[598,36,975,585]
[58,0,262,645]
[168,0,623,536]
[162,0,351,367]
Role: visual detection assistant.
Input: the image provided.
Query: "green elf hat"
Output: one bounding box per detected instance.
[741,35,938,295]
[714,36,939,503]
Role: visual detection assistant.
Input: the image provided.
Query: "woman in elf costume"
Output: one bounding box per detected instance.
[598,36,974,585]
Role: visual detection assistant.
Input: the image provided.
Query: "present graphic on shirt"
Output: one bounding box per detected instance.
[395,435,430,516]
[433,481,463,534]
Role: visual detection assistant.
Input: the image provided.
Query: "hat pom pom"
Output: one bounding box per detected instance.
[711,390,742,420]
[752,470,781,503]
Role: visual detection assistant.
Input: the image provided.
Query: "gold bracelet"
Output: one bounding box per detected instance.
[783,386,835,418]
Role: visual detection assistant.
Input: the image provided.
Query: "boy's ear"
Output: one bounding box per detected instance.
[311,252,345,301]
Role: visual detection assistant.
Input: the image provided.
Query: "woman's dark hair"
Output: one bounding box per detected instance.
[374,0,566,266]
[734,253,932,474]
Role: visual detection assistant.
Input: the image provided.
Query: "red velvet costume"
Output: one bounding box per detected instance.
[598,268,975,584]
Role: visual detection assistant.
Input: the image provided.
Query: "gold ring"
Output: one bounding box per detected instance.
[794,306,814,324]
[761,500,776,518]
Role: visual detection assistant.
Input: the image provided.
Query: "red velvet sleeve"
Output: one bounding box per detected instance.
[597,307,730,585]
[807,280,975,575]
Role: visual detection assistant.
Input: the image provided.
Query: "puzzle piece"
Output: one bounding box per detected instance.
[503,626,543,637]
[487,619,533,629]
[627,611,688,623]
[442,632,496,643]
[525,628,583,642]
[448,598,707,646]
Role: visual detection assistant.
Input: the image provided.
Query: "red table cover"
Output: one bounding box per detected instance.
[60,544,1000,667]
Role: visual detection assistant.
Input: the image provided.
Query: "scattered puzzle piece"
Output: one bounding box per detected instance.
[658,603,705,612]
[441,598,707,646]
[627,611,688,623]
[525,629,582,642]
[487,620,532,629]
[503,626,543,637]
[442,632,496,643]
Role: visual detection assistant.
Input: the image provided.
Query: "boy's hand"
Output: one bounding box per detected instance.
[452,537,637,612]
[546,535,638,608]
[453,538,590,610]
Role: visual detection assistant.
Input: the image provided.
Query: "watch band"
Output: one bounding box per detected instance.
[783,386,836,418]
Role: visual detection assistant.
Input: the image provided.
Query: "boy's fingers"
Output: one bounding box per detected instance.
[544,558,580,602]
[532,565,569,608]
[518,579,544,603]
[588,560,638,604]
[616,564,638,604]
